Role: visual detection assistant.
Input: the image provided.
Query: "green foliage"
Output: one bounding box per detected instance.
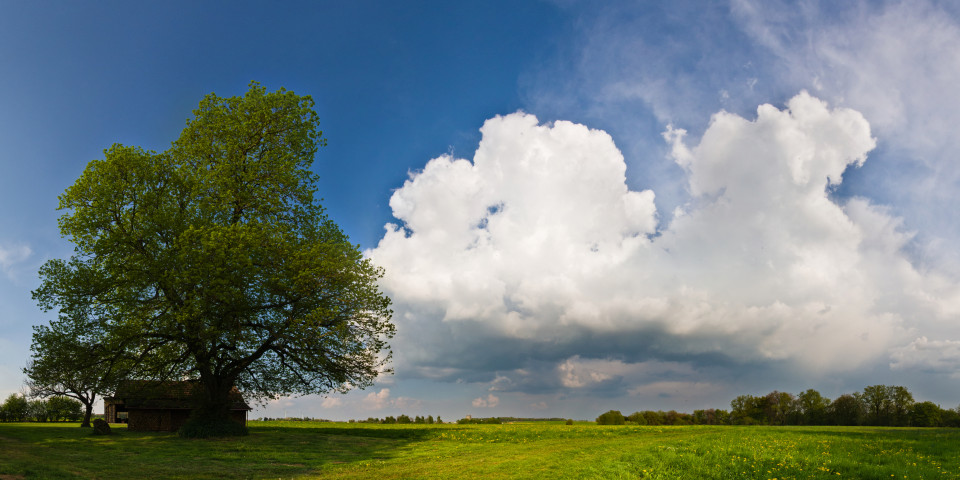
[627,411,647,425]
[33,82,395,435]
[797,388,831,425]
[830,394,864,426]
[456,417,503,424]
[858,385,914,426]
[2,394,28,422]
[730,394,767,425]
[25,400,49,422]
[595,410,625,425]
[910,401,942,427]
[45,396,83,422]
[24,309,133,427]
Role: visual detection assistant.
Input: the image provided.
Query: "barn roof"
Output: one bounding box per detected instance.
[108,380,251,411]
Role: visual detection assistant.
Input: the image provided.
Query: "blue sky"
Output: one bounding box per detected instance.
[3,0,960,421]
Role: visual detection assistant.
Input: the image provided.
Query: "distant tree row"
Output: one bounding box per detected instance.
[598,385,960,427]
[0,393,83,423]
[456,416,569,424]
[363,415,442,424]
[254,417,334,422]
[457,417,503,424]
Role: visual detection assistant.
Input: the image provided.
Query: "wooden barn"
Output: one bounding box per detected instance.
[104,381,251,432]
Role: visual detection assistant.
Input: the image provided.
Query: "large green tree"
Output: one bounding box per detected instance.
[33,82,394,437]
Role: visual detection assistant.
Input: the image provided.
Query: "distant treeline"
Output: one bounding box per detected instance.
[0,393,84,423]
[454,417,569,424]
[359,415,443,424]
[254,416,571,425]
[597,385,960,427]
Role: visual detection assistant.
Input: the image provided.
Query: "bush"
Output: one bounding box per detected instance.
[596,410,625,425]
[627,412,647,425]
[565,419,574,425]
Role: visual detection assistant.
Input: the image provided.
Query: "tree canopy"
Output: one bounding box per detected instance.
[24,308,135,427]
[32,82,394,436]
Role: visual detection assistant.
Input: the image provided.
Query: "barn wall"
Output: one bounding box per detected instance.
[126,409,245,431]
[129,409,173,431]
[231,410,247,426]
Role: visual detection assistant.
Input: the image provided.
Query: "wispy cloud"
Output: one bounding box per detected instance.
[321,397,343,408]
[472,394,499,408]
[360,388,421,411]
[0,242,32,282]
[731,0,960,273]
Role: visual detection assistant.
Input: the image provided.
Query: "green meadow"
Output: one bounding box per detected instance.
[1,421,958,479]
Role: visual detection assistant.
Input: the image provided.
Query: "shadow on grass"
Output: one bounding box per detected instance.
[0,422,443,479]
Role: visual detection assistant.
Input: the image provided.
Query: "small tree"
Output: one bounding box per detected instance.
[627,411,648,425]
[861,385,892,425]
[830,394,864,426]
[595,410,625,425]
[909,401,942,427]
[24,310,135,428]
[762,391,796,426]
[46,396,83,422]
[889,386,914,427]
[2,394,28,422]
[797,389,831,425]
[642,410,664,425]
[26,399,50,422]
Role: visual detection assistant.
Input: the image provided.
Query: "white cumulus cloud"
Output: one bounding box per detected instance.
[890,337,960,378]
[360,388,420,410]
[370,92,960,392]
[472,394,500,408]
[321,397,343,408]
[362,388,392,410]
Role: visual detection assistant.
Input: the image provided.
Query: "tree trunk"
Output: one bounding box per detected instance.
[80,402,93,428]
[178,375,247,437]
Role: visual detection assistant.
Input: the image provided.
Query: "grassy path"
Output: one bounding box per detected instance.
[1,422,958,479]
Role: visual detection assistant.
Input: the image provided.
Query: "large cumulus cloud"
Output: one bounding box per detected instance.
[368,92,960,398]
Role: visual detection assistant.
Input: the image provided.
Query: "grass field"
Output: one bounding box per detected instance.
[1,421,958,479]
